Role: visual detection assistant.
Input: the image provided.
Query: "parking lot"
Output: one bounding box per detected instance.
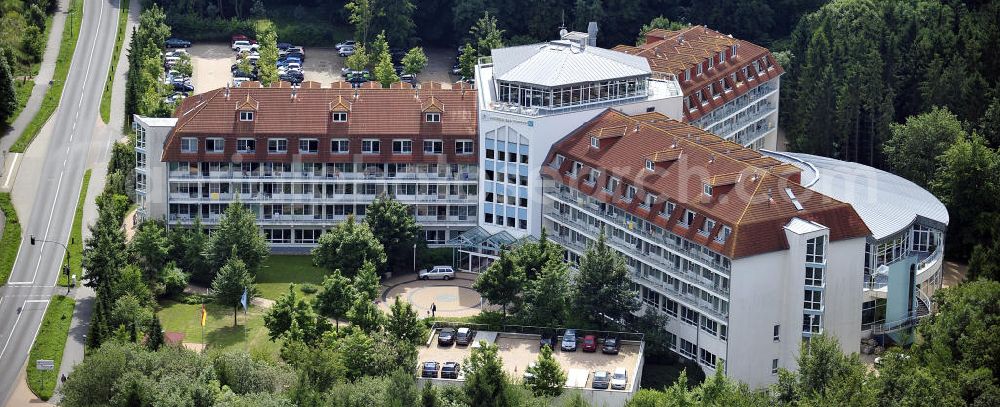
[186,42,460,92]
[417,330,642,391]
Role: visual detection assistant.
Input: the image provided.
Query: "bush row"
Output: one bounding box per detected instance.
[166,14,338,47]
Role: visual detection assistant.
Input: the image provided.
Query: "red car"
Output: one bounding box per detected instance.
[582,335,598,352]
[231,34,257,44]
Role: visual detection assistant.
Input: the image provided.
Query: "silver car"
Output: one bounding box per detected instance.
[419,266,455,280]
[610,367,628,390]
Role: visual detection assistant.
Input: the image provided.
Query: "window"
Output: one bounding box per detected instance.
[805,267,824,287]
[590,136,599,149]
[239,111,254,121]
[683,210,696,227]
[701,218,716,235]
[424,140,443,154]
[553,154,566,168]
[700,349,717,368]
[268,138,288,153]
[425,112,441,122]
[708,57,713,69]
[701,316,718,336]
[237,138,255,153]
[680,339,697,359]
[180,137,197,152]
[644,193,657,208]
[718,51,725,64]
[205,138,224,153]
[362,139,380,154]
[299,139,318,154]
[455,140,474,155]
[331,139,349,153]
[664,202,676,217]
[717,226,732,243]
[332,112,348,122]
[684,68,691,81]
[624,185,636,201]
[665,299,678,316]
[606,177,620,194]
[645,159,654,171]
[773,324,780,342]
[393,139,413,154]
[704,183,713,196]
[803,314,822,333]
[681,306,698,325]
[697,63,703,75]
[587,169,600,185]
[571,161,583,177]
[806,236,826,263]
[772,359,779,375]
[804,290,822,310]
[731,44,737,56]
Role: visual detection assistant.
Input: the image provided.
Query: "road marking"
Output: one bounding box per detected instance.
[0,302,26,360]
[29,169,65,284]
[6,282,33,285]
[2,153,18,188]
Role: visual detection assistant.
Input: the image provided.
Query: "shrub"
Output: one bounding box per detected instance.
[299,283,319,295]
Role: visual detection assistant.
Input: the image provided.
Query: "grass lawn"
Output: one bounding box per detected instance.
[59,170,90,286]
[99,0,129,124]
[11,0,84,153]
[256,255,326,301]
[26,295,75,401]
[157,300,279,359]
[0,193,22,285]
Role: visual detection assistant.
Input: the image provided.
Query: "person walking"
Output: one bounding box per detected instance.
[431,303,437,318]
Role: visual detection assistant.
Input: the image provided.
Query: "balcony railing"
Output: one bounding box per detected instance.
[693,80,778,127]
[167,171,477,182]
[167,193,477,204]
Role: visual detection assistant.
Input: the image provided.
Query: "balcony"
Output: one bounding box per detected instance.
[545,191,731,272]
[693,79,778,127]
[167,193,476,204]
[706,102,777,140]
[544,210,730,299]
[167,171,477,182]
[864,247,943,293]
[631,270,728,321]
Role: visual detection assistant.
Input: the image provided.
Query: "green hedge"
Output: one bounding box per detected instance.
[26,295,76,401]
[99,0,130,124]
[166,14,347,47]
[59,169,90,287]
[0,192,22,285]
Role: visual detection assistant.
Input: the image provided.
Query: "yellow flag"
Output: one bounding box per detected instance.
[201,305,207,327]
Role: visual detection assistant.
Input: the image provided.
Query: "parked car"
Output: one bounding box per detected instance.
[285,62,302,72]
[451,64,462,75]
[172,81,194,92]
[286,46,304,55]
[400,74,417,85]
[165,38,191,48]
[419,266,456,280]
[610,368,628,390]
[280,71,304,84]
[561,329,578,351]
[163,55,180,66]
[437,328,456,346]
[539,332,555,350]
[455,327,475,346]
[336,40,356,50]
[232,77,251,87]
[277,42,292,50]
[602,336,620,354]
[582,335,598,352]
[232,40,259,52]
[421,361,440,378]
[592,370,610,389]
[285,51,305,62]
[339,46,356,57]
[163,91,188,104]
[441,362,460,379]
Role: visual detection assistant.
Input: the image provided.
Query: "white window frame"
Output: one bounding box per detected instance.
[425,112,441,122]
[332,112,348,122]
[392,139,413,154]
[683,209,696,227]
[239,111,254,121]
[423,140,443,154]
[645,159,654,171]
[362,139,380,154]
[644,193,657,208]
[267,138,288,153]
[804,290,823,310]
[772,359,779,375]
[331,139,349,154]
[702,218,716,236]
[181,137,197,153]
[455,140,474,155]
[773,324,780,342]
[717,226,732,243]
[805,267,824,287]
[704,184,713,196]
[205,137,225,153]
[590,136,599,149]
[299,138,319,154]
[237,138,255,153]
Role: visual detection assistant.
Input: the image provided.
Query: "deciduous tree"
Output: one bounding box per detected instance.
[473,249,525,317]
[0,48,16,124]
[314,270,354,332]
[401,47,428,75]
[931,133,1000,260]
[255,20,279,85]
[130,221,173,284]
[469,12,504,56]
[518,257,571,326]
[364,194,421,273]
[386,296,422,345]
[206,200,269,275]
[263,284,331,343]
[211,255,257,326]
[573,231,638,327]
[458,43,477,79]
[525,344,566,397]
[312,215,386,277]
[884,106,964,188]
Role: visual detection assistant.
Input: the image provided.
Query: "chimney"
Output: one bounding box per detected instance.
[587,22,598,47]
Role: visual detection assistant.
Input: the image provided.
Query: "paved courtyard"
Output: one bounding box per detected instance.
[380,272,488,318]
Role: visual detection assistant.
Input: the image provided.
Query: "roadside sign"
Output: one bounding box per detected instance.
[36,360,54,370]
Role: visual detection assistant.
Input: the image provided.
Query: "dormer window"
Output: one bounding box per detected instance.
[425,112,441,122]
[239,111,254,121]
[718,51,725,64]
[606,176,620,194]
[590,136,599,149]
[731,44,737,57]
[332,112,348,122]
[708,57,713,69]
[553,154,565,168]
[701,218,716,236]
[624,185,636,201]
[645,160,654,171]
[718,226,732,243]
[704,184,713,196]
[697,63,703,76]
[662,202,675,217]
[644,193,657,208]
[685,68,691,81]
[572,161,583,177]
[586,169,600,185]
[181,137,197,153]
[683,209,696,227]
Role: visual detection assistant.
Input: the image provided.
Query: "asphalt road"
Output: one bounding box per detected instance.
[0,0,120,403]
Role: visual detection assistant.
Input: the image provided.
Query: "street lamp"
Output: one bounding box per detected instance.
[413,243,417,273]
[30,234,72,291]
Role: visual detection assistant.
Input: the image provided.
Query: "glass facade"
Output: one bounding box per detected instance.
[494,77,648,110]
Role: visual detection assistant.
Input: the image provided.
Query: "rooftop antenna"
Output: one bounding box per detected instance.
[224,85,230,100]
[559,11,568,38]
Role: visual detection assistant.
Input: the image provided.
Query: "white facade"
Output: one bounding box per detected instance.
[134,115,177,224]
[690,77,781,151]
[475,39,683,239]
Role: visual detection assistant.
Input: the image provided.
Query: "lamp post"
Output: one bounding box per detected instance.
[413,243,417,273]
[30,235,72,292]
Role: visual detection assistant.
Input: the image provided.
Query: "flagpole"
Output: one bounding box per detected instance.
[201,303,205,354]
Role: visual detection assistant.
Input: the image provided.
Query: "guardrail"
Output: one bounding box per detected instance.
[427,321,645,344]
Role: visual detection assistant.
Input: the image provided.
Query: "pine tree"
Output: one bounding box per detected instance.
[0,48,17,124]
[206,200,269,274]
[574,230,639,328]
[146,316,164,351]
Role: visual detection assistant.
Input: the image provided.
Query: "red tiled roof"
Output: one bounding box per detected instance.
[542,110,870,259]
[163,84,478,163]
[613,25,785,123]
